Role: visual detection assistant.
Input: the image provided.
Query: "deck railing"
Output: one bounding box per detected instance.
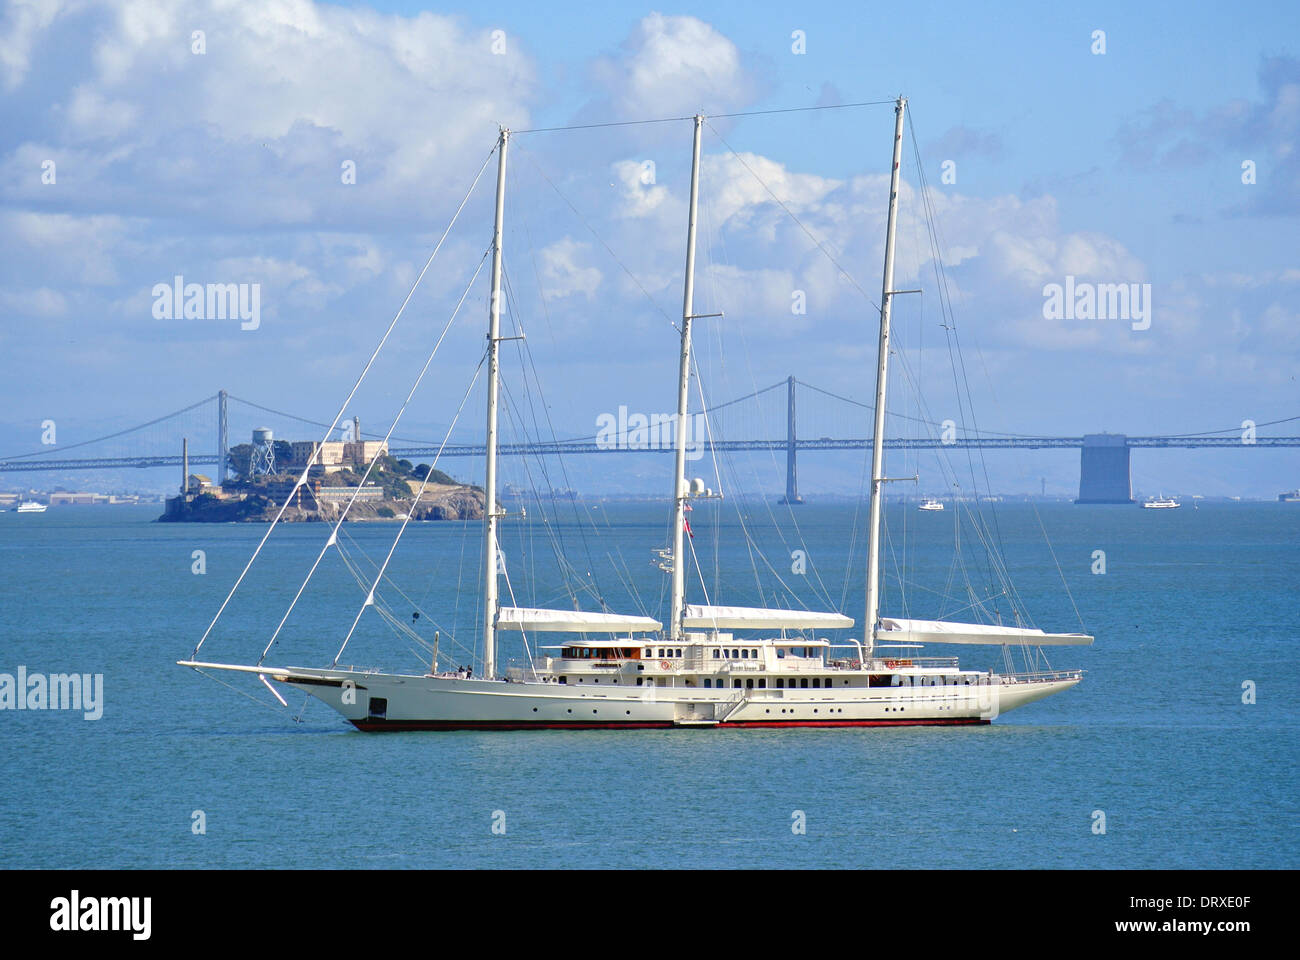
[998,670,1084,684]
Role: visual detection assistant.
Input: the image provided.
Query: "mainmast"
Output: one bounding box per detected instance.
[669,115,704,641]
[864,96,907,659]
[483,127,509,679]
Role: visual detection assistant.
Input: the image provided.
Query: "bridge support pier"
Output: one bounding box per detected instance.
[1077,433,1133,503]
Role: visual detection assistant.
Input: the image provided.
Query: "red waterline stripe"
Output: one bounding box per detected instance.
[720,718,989,728]
[351,719,675,731]
[350,717,988,732]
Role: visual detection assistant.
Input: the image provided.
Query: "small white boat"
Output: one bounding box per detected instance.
[15,501,47,513]
[918,498,944,512]
[1142,496,1180,509]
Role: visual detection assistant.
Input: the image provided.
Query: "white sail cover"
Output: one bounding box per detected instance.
[877,618,1093,646]
[496,607,661,633]
[683,604,854,630]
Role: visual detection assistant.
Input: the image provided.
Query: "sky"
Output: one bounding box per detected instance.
[0,0,1297,497]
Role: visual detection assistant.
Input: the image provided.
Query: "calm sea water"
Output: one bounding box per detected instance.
[0,501,1296,869]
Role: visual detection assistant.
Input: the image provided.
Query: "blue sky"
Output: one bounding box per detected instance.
[0,0,1296,496]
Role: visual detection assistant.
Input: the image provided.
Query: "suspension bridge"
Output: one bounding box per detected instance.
[1,381,1296,503]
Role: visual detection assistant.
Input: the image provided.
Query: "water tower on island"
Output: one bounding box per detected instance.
[250,427,276,476]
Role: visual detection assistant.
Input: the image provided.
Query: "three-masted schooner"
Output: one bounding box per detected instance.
[181,98,1092,729]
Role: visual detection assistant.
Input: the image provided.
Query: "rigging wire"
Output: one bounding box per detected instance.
[703,119,881,314]
[257,245,492,666]
[510,137,678,328]
[190,142,498,661]
[332,350,489,667]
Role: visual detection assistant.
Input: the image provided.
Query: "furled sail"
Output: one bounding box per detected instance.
[683,604,854,630]
[876,618,1093,646]
[496,607,662,633]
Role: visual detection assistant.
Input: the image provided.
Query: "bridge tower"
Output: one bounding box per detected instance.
[1077,433,1134,503]
[217,390,229,485]
[779,375,803,504]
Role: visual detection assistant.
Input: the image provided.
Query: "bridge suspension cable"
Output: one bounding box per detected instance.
[0,395,215,462]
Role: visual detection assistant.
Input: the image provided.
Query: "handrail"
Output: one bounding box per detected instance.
[718,688,749,722]
[998,669,1084,683]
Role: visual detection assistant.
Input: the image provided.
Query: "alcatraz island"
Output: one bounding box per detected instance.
[159,423,485,523]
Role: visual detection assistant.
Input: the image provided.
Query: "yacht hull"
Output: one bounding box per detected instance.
[248,665,1079,731]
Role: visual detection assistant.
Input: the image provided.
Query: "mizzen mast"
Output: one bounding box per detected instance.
[864,96,907,659]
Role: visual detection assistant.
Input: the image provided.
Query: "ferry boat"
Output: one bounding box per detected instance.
[1141,496,1180,509]
[181,99,1091,729]
[15,501,47,513]
[918,498,944,511]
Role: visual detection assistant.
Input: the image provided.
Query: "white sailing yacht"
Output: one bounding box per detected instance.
[918,498,944,511]
[180,99,1091,729]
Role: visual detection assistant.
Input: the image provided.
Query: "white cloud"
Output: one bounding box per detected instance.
[592,13,753,120]
[540,238,602,301]
[0,0,66,92]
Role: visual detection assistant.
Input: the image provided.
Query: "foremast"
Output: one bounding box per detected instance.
[668,115,704,642]
[864,96,907,660]
[483,127,509,679]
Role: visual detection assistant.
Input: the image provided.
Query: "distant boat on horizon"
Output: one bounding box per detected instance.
[1142,496,1180,510]
[15,501,47,513]
[918,497,944,511]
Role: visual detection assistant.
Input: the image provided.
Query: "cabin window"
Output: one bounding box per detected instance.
[757,678,766,689]
[733,679,741,688]
[367,697,387,720]
[703,679,710,688]
[741,649,749,659]
[713,650,720,658]
[745,678,754,689]
[812,678,820,688]
[751,650,758,658]
[800,678,809,689]
[775,678,784,689]
[558,676,566,684]
[644,649,652,658]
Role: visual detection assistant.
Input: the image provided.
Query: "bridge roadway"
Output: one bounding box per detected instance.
[3,435,1296,473]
